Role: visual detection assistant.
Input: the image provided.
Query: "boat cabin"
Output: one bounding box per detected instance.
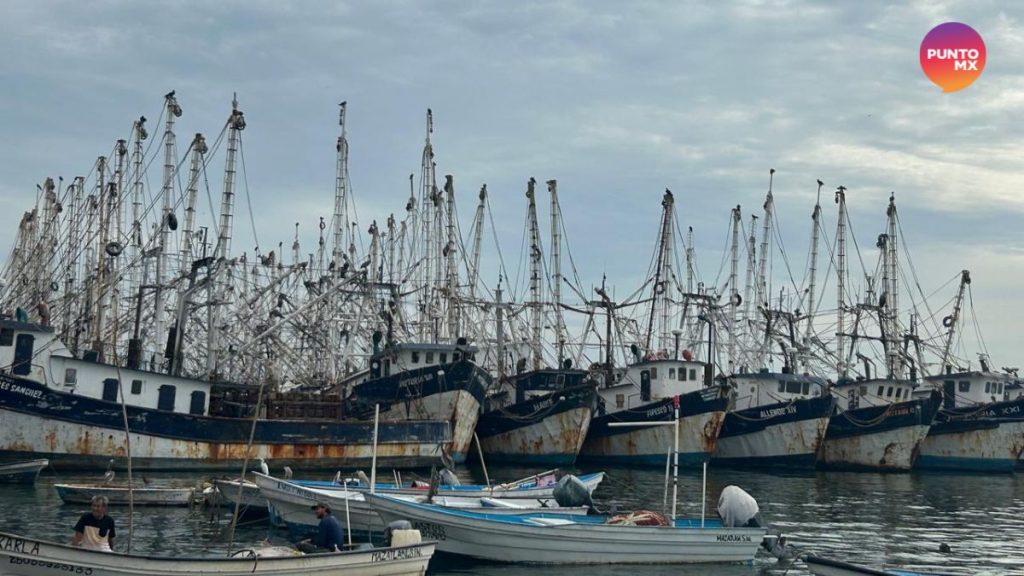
[597,358,711,413]
[919,370,1014,408]
[833,378,917,411]
[365,342,478,381]
[0,319,212,416]
[727,371,828,411]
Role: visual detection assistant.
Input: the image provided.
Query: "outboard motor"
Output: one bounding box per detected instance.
[384,519,417,547]
[439,468,461,486]
[552,474,594,508]
[717,485,762,528]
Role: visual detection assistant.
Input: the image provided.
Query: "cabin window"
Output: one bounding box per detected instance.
[786,381,802,394]
[189,390,206,415]
[426,351,434,363]
[803,382,810,395]
[998,383,1004,394]
[12,333,35,376]
[131,379,143,395]
[860,386,868,396]
[985,382,990,393]
[958,381,970,393]
[101,379,119,402]
[0,327,13,346]
[411,351,420,364]
[453,352,461,362]
[64,368,77,387]
[157,385,176,411]
[895,388,902,399]
[650,368,658,380]
[689,369,697,381]
[440,352,447,364]
[887,387,894,397]
[678,369,684,381]
[669,368,675,379]
[778,381,785,393]
[615,394,624,409]
[877,386,884,397]
[383,358,391,377]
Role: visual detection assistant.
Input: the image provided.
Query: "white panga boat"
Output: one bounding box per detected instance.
[0,529,434,576]
[364,492,767,564]
[253,472,587,536]
[55,484,197,507]
[288,469,605,499]
[0,459,48,484]
[804,554,959,576]
[207,477,268,516]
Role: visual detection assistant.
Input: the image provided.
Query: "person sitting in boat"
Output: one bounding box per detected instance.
[296,502,344,553]
[70,495,116,552]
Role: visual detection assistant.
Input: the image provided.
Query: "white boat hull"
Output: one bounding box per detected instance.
[579,410,724,466]
[0,530,433,576]
[254,473,586,535]
[713,414,830,466]
[0,459,48,484]
[821,423,931,471]
[367,495,765,564]
[377,389,479,464]
[917,419,1024,472]
[54,484,196,507]
[478,405,592,465]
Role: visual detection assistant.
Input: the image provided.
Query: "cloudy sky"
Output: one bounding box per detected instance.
[1,0,1021,371]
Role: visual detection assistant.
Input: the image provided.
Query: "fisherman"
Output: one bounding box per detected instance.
[70,495,116,551]
[295,501,345,553]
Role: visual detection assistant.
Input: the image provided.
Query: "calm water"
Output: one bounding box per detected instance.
[4,465,1023,575]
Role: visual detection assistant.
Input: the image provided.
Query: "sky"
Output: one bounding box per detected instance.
[1,0,1021,373]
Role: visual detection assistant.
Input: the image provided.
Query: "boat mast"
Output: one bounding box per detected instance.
[548,179,566,365]
[63,177,84,348]
[89,158,108,358]
[444,174,458,341]
[804,180,823,372]
[208,95,246,378]
[645,190,673,353]
[468,185,486,301]
[940,270,970,372]
[332,102,349,274]
[835,185,848,380]
[753,169,775,369]
[417,110,434,341]
[526,177,543,370]
[884,193,901,379]
[153,92,181,371]
[127,117,147,326]
[728,205,741,374]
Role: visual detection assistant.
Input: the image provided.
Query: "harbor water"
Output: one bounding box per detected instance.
[3,465,1023,575]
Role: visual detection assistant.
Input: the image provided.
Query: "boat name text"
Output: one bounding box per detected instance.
[715,534,752,542]
[371,546,423,562]
[0,536,40,555]
[0,381,43,399]
[759,405,797,419]
[8,557,91,574]
[412,522,446,541]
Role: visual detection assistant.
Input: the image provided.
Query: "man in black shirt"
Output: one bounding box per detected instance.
[71,495,116,551]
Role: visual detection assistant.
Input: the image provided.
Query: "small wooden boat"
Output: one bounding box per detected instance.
[254,472,587,536]
[0,529,434,576]
[291,469,605,499]
[804,555,959,576]
[365,493,767,564]
[0,459,48,484]
[55,484,197,507]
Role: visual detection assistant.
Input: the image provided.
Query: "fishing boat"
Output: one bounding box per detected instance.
[284,469,605,499]
[579,353,728,466]
[476,377,596,466]
[0,459,48,484]
[0,529,435,576]
[365,492,765,564]
[713,372,834,468]
[253,472,587,537]
[914,368,1024,472]
[55,483,197,507]
[0,319,451,471]
[819,192,942,471]
[804,554,958,576]
[342,340,488,465]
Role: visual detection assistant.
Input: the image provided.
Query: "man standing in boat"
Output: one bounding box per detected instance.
[70,495,115,551]
[296,502,344,553]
